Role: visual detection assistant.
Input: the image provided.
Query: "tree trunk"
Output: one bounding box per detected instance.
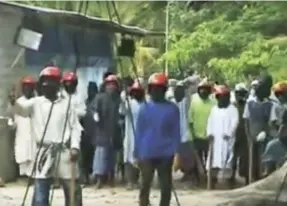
[212,163,287,206]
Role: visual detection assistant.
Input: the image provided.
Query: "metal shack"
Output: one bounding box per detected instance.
[0,1,157,182]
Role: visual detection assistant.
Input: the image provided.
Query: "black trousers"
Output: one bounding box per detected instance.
[139,157,173,206]
[193,138,209,181]
[80,136,94,181]
[125,163,139,184]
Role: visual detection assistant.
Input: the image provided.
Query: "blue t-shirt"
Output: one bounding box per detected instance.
[135,100,181,160]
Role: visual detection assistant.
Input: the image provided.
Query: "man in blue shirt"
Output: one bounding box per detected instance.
[135,73,181,206]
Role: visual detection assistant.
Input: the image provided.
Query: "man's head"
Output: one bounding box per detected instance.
[255,81,270,100]
[62,72,78,95]
[273,81,287,103]
[235,83,248,104]
[214,85,230,108]
[197,80,212,100]
[104,74,120,95]
[21,76,36,99]
[129,81,145,102]
[148,73,168,102]
[39,66,62,101]
[174,81,185,102]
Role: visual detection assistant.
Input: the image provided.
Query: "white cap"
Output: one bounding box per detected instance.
[168,79,178,87]
[235,83,247,91]
[251,80,259,86]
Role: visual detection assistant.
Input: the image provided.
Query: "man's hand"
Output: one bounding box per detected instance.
[9,93,16,105]
[70,148,79,162]
[208,135,214,142]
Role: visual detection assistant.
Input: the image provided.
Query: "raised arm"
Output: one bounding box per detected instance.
[14,97,35,117]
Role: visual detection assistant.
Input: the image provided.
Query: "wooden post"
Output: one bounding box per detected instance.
[248,140,254,184]
[70,161,76,206]
[207,140,213,190]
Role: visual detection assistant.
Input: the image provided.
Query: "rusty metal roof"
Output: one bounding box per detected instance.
[0,1,165,36]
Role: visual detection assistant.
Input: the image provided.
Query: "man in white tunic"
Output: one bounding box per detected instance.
[61,71,86,118]
[206,85,239,188]
[10,76,37,177]
[11,66,83,206]
[119,81,145,190]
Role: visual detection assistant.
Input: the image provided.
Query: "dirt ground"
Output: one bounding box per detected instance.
[0,172,234,206]
[1,169,286,206]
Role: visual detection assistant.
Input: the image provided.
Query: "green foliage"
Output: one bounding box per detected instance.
[160,2,287,84]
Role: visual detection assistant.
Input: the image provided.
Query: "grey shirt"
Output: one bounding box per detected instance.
[243,98,277,139]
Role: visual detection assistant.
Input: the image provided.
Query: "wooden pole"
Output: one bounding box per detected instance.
[248,140,254,184]
[207,140,213,190]
[70,161,76,206]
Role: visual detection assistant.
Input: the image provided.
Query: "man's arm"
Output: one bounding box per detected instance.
[14,97,35,117]
[134,104,146,159]
[243,101,251,140]
[171,105,181,148]
[188,97,195,139]
[69,106,83,151]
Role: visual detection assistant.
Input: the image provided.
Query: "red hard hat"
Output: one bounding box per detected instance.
[214,85,230,96]
[62,72,77,82]
[148,73,167,86]
[105,74,118,83]
[39,66,61,78]
[22,76,36,84]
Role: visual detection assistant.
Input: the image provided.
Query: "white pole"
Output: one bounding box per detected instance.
[165,1,170,75]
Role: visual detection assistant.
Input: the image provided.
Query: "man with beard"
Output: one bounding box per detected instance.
[135,73,180,206]
[11,66,83,206]
[120,81,145,190]
[10,76,37,178]
[91,74,121,189]
[206,85,239,189]
[188,80,215,183]
[231,83,249,185]
[243,80,277,183]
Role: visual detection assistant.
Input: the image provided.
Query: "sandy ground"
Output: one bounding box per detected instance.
[0,171,256,206]
[0,172,232,206]
[0,184,232,206]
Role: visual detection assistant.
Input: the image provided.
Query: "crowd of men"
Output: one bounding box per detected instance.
[4,65,287,206]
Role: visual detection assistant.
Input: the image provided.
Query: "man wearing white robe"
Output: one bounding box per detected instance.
[12,67,83,206]
[9,76,37,177]
[11,101,36,177]
[206,85,239,184]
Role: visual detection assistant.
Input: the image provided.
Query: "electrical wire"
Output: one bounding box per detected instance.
[107,2,181,206]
